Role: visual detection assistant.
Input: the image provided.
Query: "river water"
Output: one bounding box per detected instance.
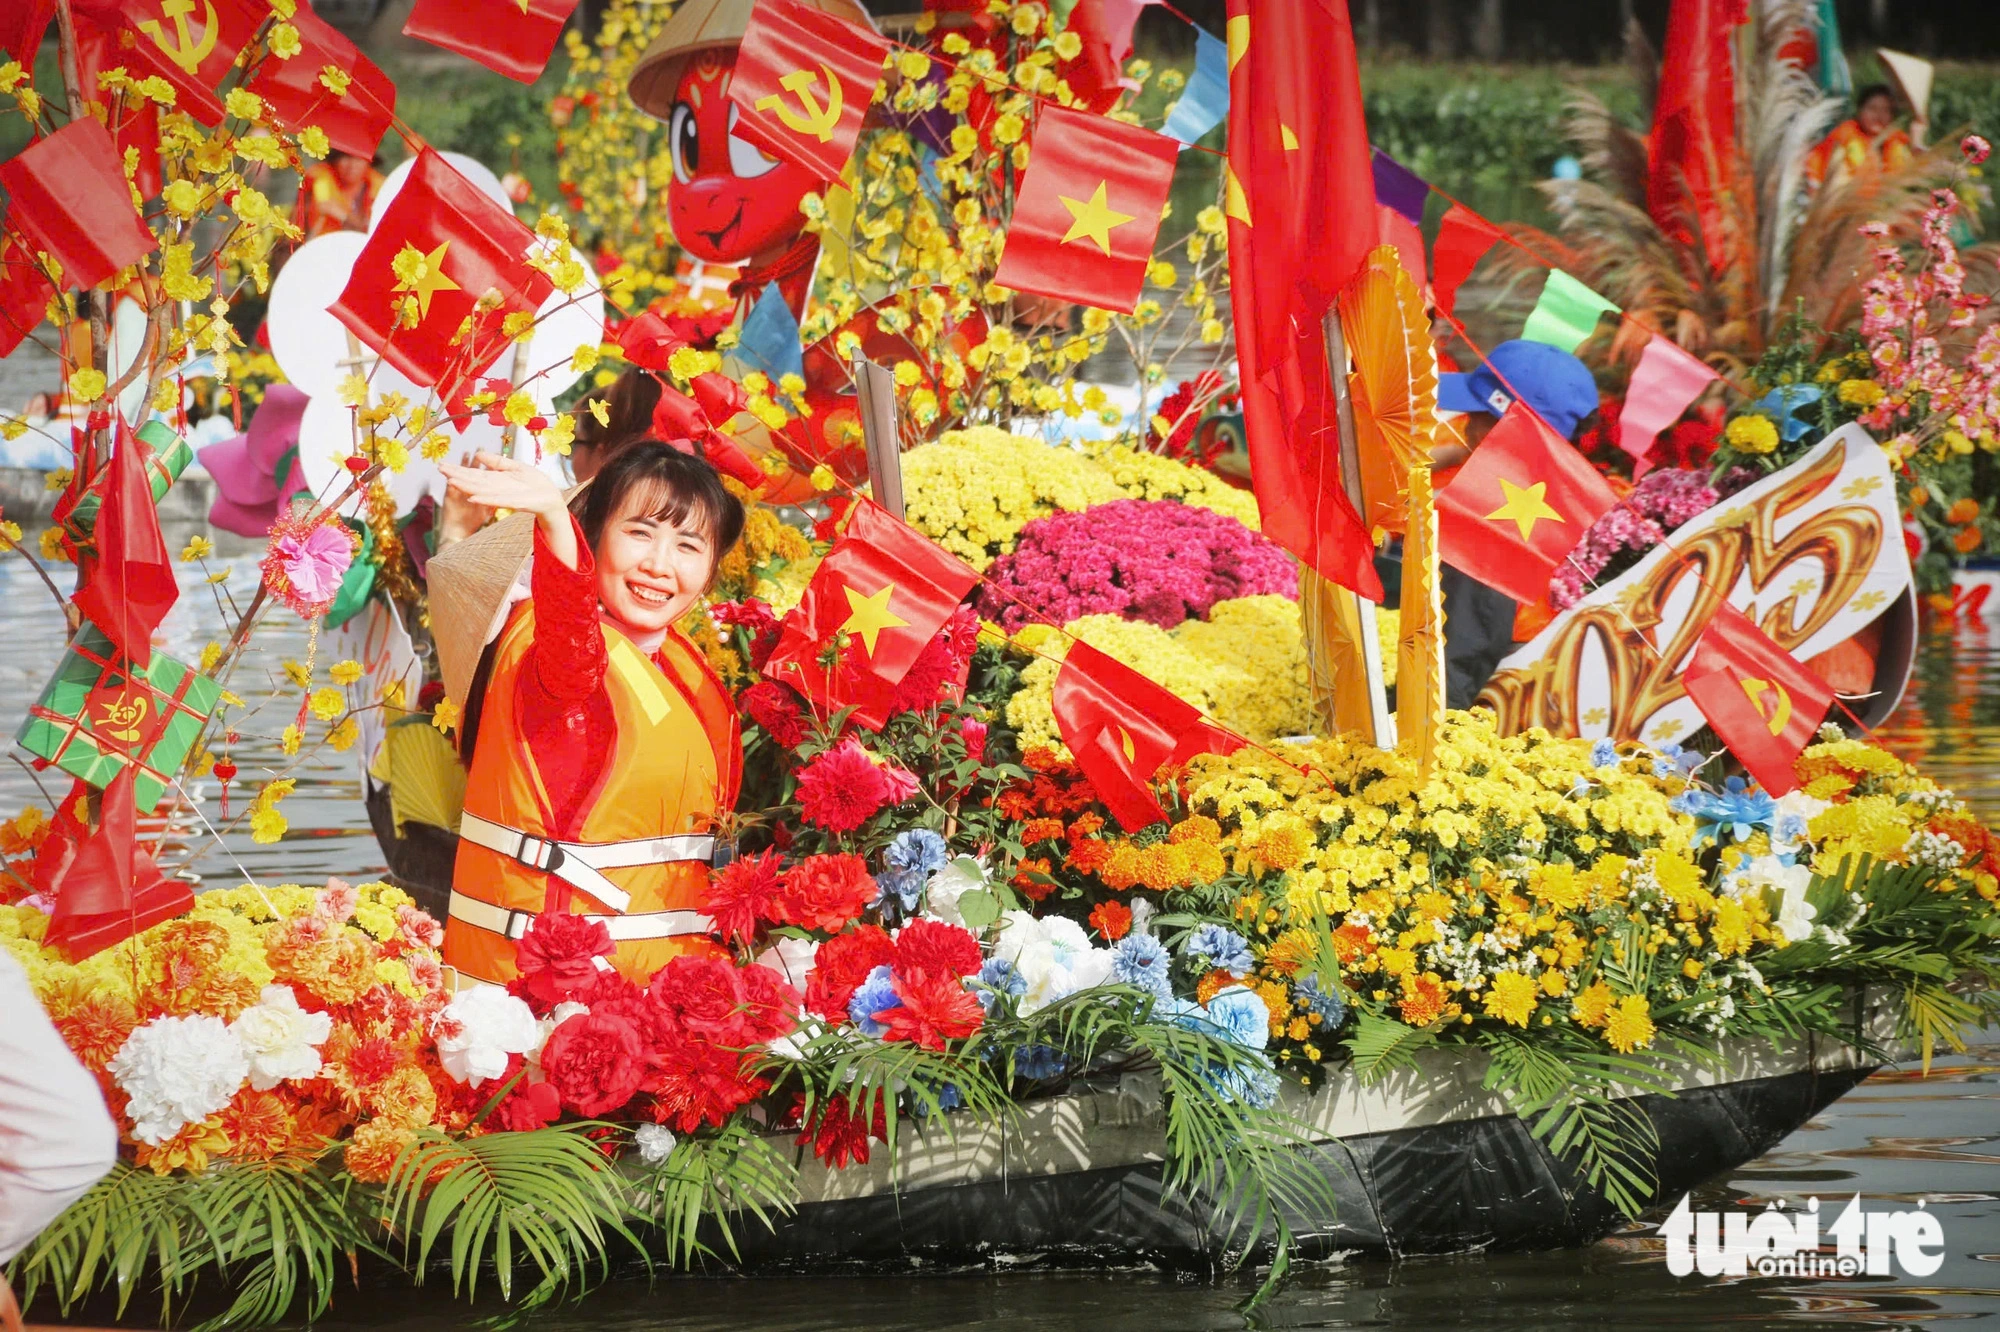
[4,526,1997,1330]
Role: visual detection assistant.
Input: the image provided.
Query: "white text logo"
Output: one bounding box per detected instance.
[1659,1194,1945,1278]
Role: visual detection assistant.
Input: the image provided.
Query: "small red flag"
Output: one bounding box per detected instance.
[403,0,581,83]
[245,5,396,158]
[765,499,979,729]
[74,20,163,200]
[39,772,192,961]
[1682,604,1834,796]
[1431,203,1508,318]
[1,0,53,62]
[70,0,266,126]
[0,236,54,357]
[327,149,552,411]
[1053,642,1241,832]
[728,0,889,182]
[992,106,1177,314]
[1056,0,1147,114]
[1435,403,1619,605]
[71,419,180,668]
[0,117,157,292]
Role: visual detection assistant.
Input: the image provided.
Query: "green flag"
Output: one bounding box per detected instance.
[1522,270,1619,353]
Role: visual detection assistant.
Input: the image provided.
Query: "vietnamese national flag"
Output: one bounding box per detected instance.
[728,0,889,182]
[1683,603,1834,796]
[1053,642,1241,831]
[1224,0,1382,600]
[1435,403,1619,605]
[992,105,1178,314]
[764,499,979,729]
[327,149,552,411]
[39,771,192,961]
[0,117,157,292]
[69,0,267,126]
[245,4,396,158]
[70,419,180,669]
[74,20,164,200]
[402,0,580,83]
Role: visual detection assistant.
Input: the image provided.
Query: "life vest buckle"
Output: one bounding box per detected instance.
[515,832,566,875]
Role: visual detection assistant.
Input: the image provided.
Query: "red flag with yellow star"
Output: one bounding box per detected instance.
[1683,603,1834,796]
[1435,403,1619,605]
[992,105,1178,314]
[245,5,397,158]
[1053,642,1242,831]
[69,0,267,126]
[327,149,552,412]
[402,0,581,84]
[728,0,890,182]
[764,499,980,729]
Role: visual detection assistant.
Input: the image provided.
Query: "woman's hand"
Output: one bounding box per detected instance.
[435,450,495,551]
[438,452,578,568]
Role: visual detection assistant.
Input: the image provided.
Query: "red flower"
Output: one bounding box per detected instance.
[886,607,980,714]
[713,598,783,669]
[511,911,615,1013]
[795,740,891,833]
[741,680,809,747]
[878,969,984,1050]
[1089,900,1133,941]
[804,925,896,1020]
[646,954,798,1048]
[646,1030,768,1133]
[959,718,988,765]
[795,1089,888,1168]
[894,918,982,980]
[541,1011,647,1118]
[773,853,877,933]
[702,848,784,945]
[487,1079,562,1132]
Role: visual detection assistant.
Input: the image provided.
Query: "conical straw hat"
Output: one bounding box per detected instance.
[428,510,536,710]
[628,0,881,122]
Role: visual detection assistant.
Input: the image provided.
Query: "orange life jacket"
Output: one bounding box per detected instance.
[442,603,741,987]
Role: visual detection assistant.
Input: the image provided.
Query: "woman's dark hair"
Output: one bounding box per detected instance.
[1856,83,1897,111]
[573,368,663,457]
[571,439,745,566]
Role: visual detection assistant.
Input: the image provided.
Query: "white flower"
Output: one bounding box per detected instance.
[109,1015,249,1145]
[1040,916,1092,970]
[754,935,818,990]
[434,985,541,1087]
[990,910,1044,966]
[230,984,332,1090]
[634,1123,678,1165]
[924,856,988,928]
[1728,855,1816,944]
[1127,898,1157,936]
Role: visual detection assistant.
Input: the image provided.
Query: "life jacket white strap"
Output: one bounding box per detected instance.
[447,891,714,943]
[457,811,717,914]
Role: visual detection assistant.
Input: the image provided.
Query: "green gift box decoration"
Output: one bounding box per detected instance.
[61,420,196,553]
[17,624,221,815]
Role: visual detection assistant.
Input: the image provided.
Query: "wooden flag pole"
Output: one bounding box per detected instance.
[852,353,905,519]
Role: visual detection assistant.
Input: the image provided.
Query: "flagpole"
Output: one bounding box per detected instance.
[1320,309,1395,749]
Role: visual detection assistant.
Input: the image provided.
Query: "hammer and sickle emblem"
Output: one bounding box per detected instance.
[1739,676,1793,737]
[1112,726,1138,762]
[137,0,220,76]
[756,65,843,142]
[97,693,152,745]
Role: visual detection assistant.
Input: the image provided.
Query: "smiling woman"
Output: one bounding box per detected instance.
[434,443,747,988]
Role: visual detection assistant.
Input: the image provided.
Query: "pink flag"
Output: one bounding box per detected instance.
[1618,335,1717,473]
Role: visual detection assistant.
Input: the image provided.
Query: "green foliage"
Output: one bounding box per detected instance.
[1344,1009,1440,1083]
[627,1120,799,1267]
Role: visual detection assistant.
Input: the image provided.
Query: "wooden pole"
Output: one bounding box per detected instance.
[852,353,904,519]
[1321,309,1395,749]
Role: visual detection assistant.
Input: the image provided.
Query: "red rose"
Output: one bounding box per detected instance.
[878,969,985,1051]
[487,1079,562,1132]
[959,718,988,765]
[804,925,897,1021]
[541,1011,647,1117]
[893,918,982,980]
[512,911,615,1012]
[773,853,877,933]
[701,848,783,945]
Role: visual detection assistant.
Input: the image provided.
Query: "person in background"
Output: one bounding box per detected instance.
[0,951,118,1265]
[294,150,385,239]
[1804,83,1914,194]
[1430,339,1602,710]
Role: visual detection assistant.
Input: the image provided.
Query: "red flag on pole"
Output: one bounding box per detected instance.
[728,0,890,181]
[327,149,552,411]
[764,499,980,729]
[39,771,192,961]
[0,116,158,292]
[70,420,180,668]
[1682,604,1834,796]
[70,0,267,126]
[1223,0,1383,600]
[1053,641,1240,831]
[245,5,397,158]
[74,20,163,200]
[1,0,54,62]
[0,236,54,358]
[1431,204,1508,318]
[992,106,1178,314]
[1617,334,1719,472]
[402,0,581,83]
[1435,403,1620,605]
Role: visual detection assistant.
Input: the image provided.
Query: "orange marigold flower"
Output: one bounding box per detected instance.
[1067,811,1106,839]
[1194,966,1234,1005]
[343,1118,417,1185]
[1012,857,1057,901]
[1186,843,1226,884]
[1066,837,1111,874]
[1250,824,1308,872]
[368,1065,440,1128]
[995,790,1036,820]
[1098,842,1146,891]
[1254,979,1292,1036]
[220,1089,299,1161]
[1136,843,1191,892]
[43,979,138,1071]
[1397,973,1448,1027]
[1331,922,1376,962]
[136,1116,233,1175]
[1088,899,1133,941]
[1021,817,1067,844]
[1168,815,1221,845]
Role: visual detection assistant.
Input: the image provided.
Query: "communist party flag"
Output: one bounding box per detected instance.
[1224,0,1382,600]
[0,117,157,292]
[1435,403,1619,605]
[1053,642,1242,831]
[39,771,192,961]
[403,0,581,84]
[1682,604,1834,796]
[328,150,552,411]
[992,106,1178,314]
[245,5,396,158]
[764,499,980,729]
[728,0,890,182]
[71,420,180,669]
[70,0,266,126]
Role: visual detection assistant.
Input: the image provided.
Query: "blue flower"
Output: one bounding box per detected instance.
[1112,933,1176,1003]
[1590,737,1619,768]
[1184,923,1256,978]
[886,829,950,876]
[872,867,924,919]
[912,1080,965,1117]
[1163,989,1278,1108]
[1673,775,1778,847]
[1012,1044,1069,1080]
[1752,383,1824,443]
[1203,986,1271,1052]
[1294,973,1347,1029]
[847,965,900,1037]
[972,957,1026,1013]
[1651,740,1705,778]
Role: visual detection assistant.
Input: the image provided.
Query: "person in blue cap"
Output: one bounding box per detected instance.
[1425,339,1601,710]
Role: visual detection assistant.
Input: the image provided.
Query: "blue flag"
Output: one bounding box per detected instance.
[735,283,804,385]
[1161,27,1227,147]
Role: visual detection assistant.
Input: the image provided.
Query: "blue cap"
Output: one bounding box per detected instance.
[1438,340,1600,441]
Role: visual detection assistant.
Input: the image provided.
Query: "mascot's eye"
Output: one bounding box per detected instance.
[669,103,699,182]
[725,104,781,179]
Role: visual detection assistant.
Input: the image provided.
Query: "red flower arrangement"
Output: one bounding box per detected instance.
[772,852,877,931]
[541,1010,648,1117]
[794,1089,888,1168]
[876,970,985,1050]
[702,848,784,945]
[509,911,615,1009]
[894,917,982,978]
[805,925,897,1020]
